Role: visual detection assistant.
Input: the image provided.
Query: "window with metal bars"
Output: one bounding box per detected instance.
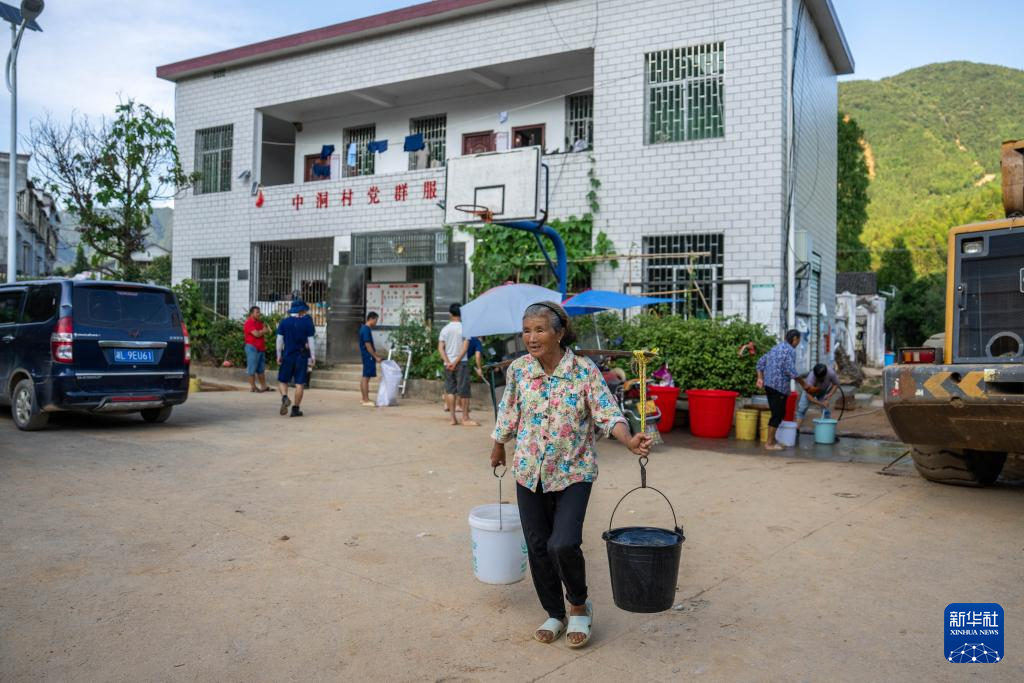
[409,115,446,170]
[248,239,332,325]
[344,125,376,177]
[565,92,594,150]
[645,43,724,144]
[643,234,724,318]
[352,231,449,266]
[192,257,230,317]
[194,125,233,194]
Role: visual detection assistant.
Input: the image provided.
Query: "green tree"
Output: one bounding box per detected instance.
[31,99,198,281]
[887,272,945,349]
[836,112,872,272]
[71,244,89,275]
[876,236,915,295]
[142,254,172,286]
[469,215,615,295]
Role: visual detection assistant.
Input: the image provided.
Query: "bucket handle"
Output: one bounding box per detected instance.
[493,465,507,530]
[604,456,685,540]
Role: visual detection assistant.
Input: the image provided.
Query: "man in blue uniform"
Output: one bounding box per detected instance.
[359,311,383,407]
[276,299,316,417]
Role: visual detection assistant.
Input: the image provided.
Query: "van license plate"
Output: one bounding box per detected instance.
[113,349,156,364]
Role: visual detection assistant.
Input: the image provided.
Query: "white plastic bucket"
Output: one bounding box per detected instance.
[776,420,798,447]
[468,503,528,585]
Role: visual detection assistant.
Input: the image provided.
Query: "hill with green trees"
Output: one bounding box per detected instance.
[839,61,1024,274]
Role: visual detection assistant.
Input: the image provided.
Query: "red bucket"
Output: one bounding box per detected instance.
[785,391,798,422]
[648,386,681,433]
[685,389,739,438]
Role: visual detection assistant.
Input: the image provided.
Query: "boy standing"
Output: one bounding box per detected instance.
[359,312,383,407]
[276,299,316,417]
[438,303,477,426]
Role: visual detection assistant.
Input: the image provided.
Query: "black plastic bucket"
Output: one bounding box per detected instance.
[602,458,685,613]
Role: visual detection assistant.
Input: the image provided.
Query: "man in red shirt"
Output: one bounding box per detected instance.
[243,306,272,392]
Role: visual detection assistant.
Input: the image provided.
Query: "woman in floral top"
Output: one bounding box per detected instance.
[490,302,651,649]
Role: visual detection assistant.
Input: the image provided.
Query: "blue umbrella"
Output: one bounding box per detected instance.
[461,283,563,337]
[562,290,674,316]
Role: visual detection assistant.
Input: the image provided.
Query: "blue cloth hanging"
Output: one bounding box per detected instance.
[403,133,425,152]
[319,144,335,160]
[367,139,388,154]
[312,163,330,178]
[346,142,357,166]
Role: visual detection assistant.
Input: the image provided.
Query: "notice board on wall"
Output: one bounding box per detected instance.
[365,282,426,327]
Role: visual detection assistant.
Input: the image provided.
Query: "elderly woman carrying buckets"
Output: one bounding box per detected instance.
[490,301,652,648]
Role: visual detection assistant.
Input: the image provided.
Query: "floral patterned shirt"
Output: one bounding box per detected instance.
[493,349,627,493]
[756,341,799,394]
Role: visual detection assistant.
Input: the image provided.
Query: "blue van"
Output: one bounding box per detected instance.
[0,279,190,430]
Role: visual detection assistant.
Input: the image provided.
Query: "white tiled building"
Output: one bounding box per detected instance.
[159,0,852,364]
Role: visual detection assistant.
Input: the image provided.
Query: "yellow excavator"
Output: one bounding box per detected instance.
[884,140,1024,486]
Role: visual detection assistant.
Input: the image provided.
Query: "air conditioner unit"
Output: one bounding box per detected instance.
[794,230,814,264]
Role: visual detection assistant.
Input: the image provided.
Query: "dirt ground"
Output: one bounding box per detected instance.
[1,391,1021,682]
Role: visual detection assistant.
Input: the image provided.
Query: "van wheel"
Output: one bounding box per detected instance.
[910,446,1005,487]
[141,406,173,423]
[12,379,49,431]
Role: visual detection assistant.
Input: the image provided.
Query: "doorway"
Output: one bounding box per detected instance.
[462,131,495,155]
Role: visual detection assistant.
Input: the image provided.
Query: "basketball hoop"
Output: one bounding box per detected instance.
[454,203,494,224]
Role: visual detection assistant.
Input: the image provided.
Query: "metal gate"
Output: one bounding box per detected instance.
[250,238,333,326]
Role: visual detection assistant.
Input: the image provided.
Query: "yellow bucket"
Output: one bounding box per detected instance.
[189,376,201,394]
[735,409,759,441]
[759,409,772,442]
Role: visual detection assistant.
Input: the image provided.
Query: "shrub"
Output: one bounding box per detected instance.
[208,318,245,366]
[600,314,776,396]
[388,313,442,379]
[171,279,212,360]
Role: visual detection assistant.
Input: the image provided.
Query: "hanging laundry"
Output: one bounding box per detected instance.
[403,133,425,152]
[410,149,428,170]
[367,139,388,154]
[312,163,331,178]
[319,144,335,160]
[347,142,357,166]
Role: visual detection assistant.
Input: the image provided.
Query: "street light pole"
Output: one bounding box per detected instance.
[3,0,43,283]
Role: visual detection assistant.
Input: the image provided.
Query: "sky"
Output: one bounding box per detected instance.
[0,0,1021,152]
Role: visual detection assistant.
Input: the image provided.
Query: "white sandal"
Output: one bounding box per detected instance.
[534,617,566,644]
[566,601,593,648]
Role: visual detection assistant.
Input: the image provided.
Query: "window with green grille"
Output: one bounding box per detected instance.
[192,257,230,317]
[194,125,233,194]
[344,125,376,177]
[646,43,724,144]
[409,115,446,170]
[565,92,594,150]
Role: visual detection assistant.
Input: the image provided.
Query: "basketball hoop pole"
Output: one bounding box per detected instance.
[496,213,568,300]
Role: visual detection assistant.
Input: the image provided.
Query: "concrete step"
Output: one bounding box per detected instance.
[313,371,362,381]
[309,378,378,392]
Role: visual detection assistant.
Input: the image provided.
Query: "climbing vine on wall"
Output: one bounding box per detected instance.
[469,156,616,295]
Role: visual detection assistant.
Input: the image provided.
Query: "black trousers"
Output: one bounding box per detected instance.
[516,480,593,620]
[766,386,788,428]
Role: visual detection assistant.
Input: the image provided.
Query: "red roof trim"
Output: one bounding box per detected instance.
[156,0,506,81]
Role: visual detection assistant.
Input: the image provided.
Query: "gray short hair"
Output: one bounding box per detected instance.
[522,301,576,348]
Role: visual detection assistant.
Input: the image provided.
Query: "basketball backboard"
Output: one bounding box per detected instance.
[444,146,543,224]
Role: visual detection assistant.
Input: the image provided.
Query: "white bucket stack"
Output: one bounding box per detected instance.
[468,503,527,584]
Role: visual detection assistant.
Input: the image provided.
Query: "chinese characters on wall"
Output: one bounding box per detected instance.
[270,180,440,211]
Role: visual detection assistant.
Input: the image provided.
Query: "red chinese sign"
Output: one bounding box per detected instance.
[278,180,439,211]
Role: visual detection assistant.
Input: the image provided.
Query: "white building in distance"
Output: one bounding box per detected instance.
[159,0,853,365]
[0,152,61,279]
